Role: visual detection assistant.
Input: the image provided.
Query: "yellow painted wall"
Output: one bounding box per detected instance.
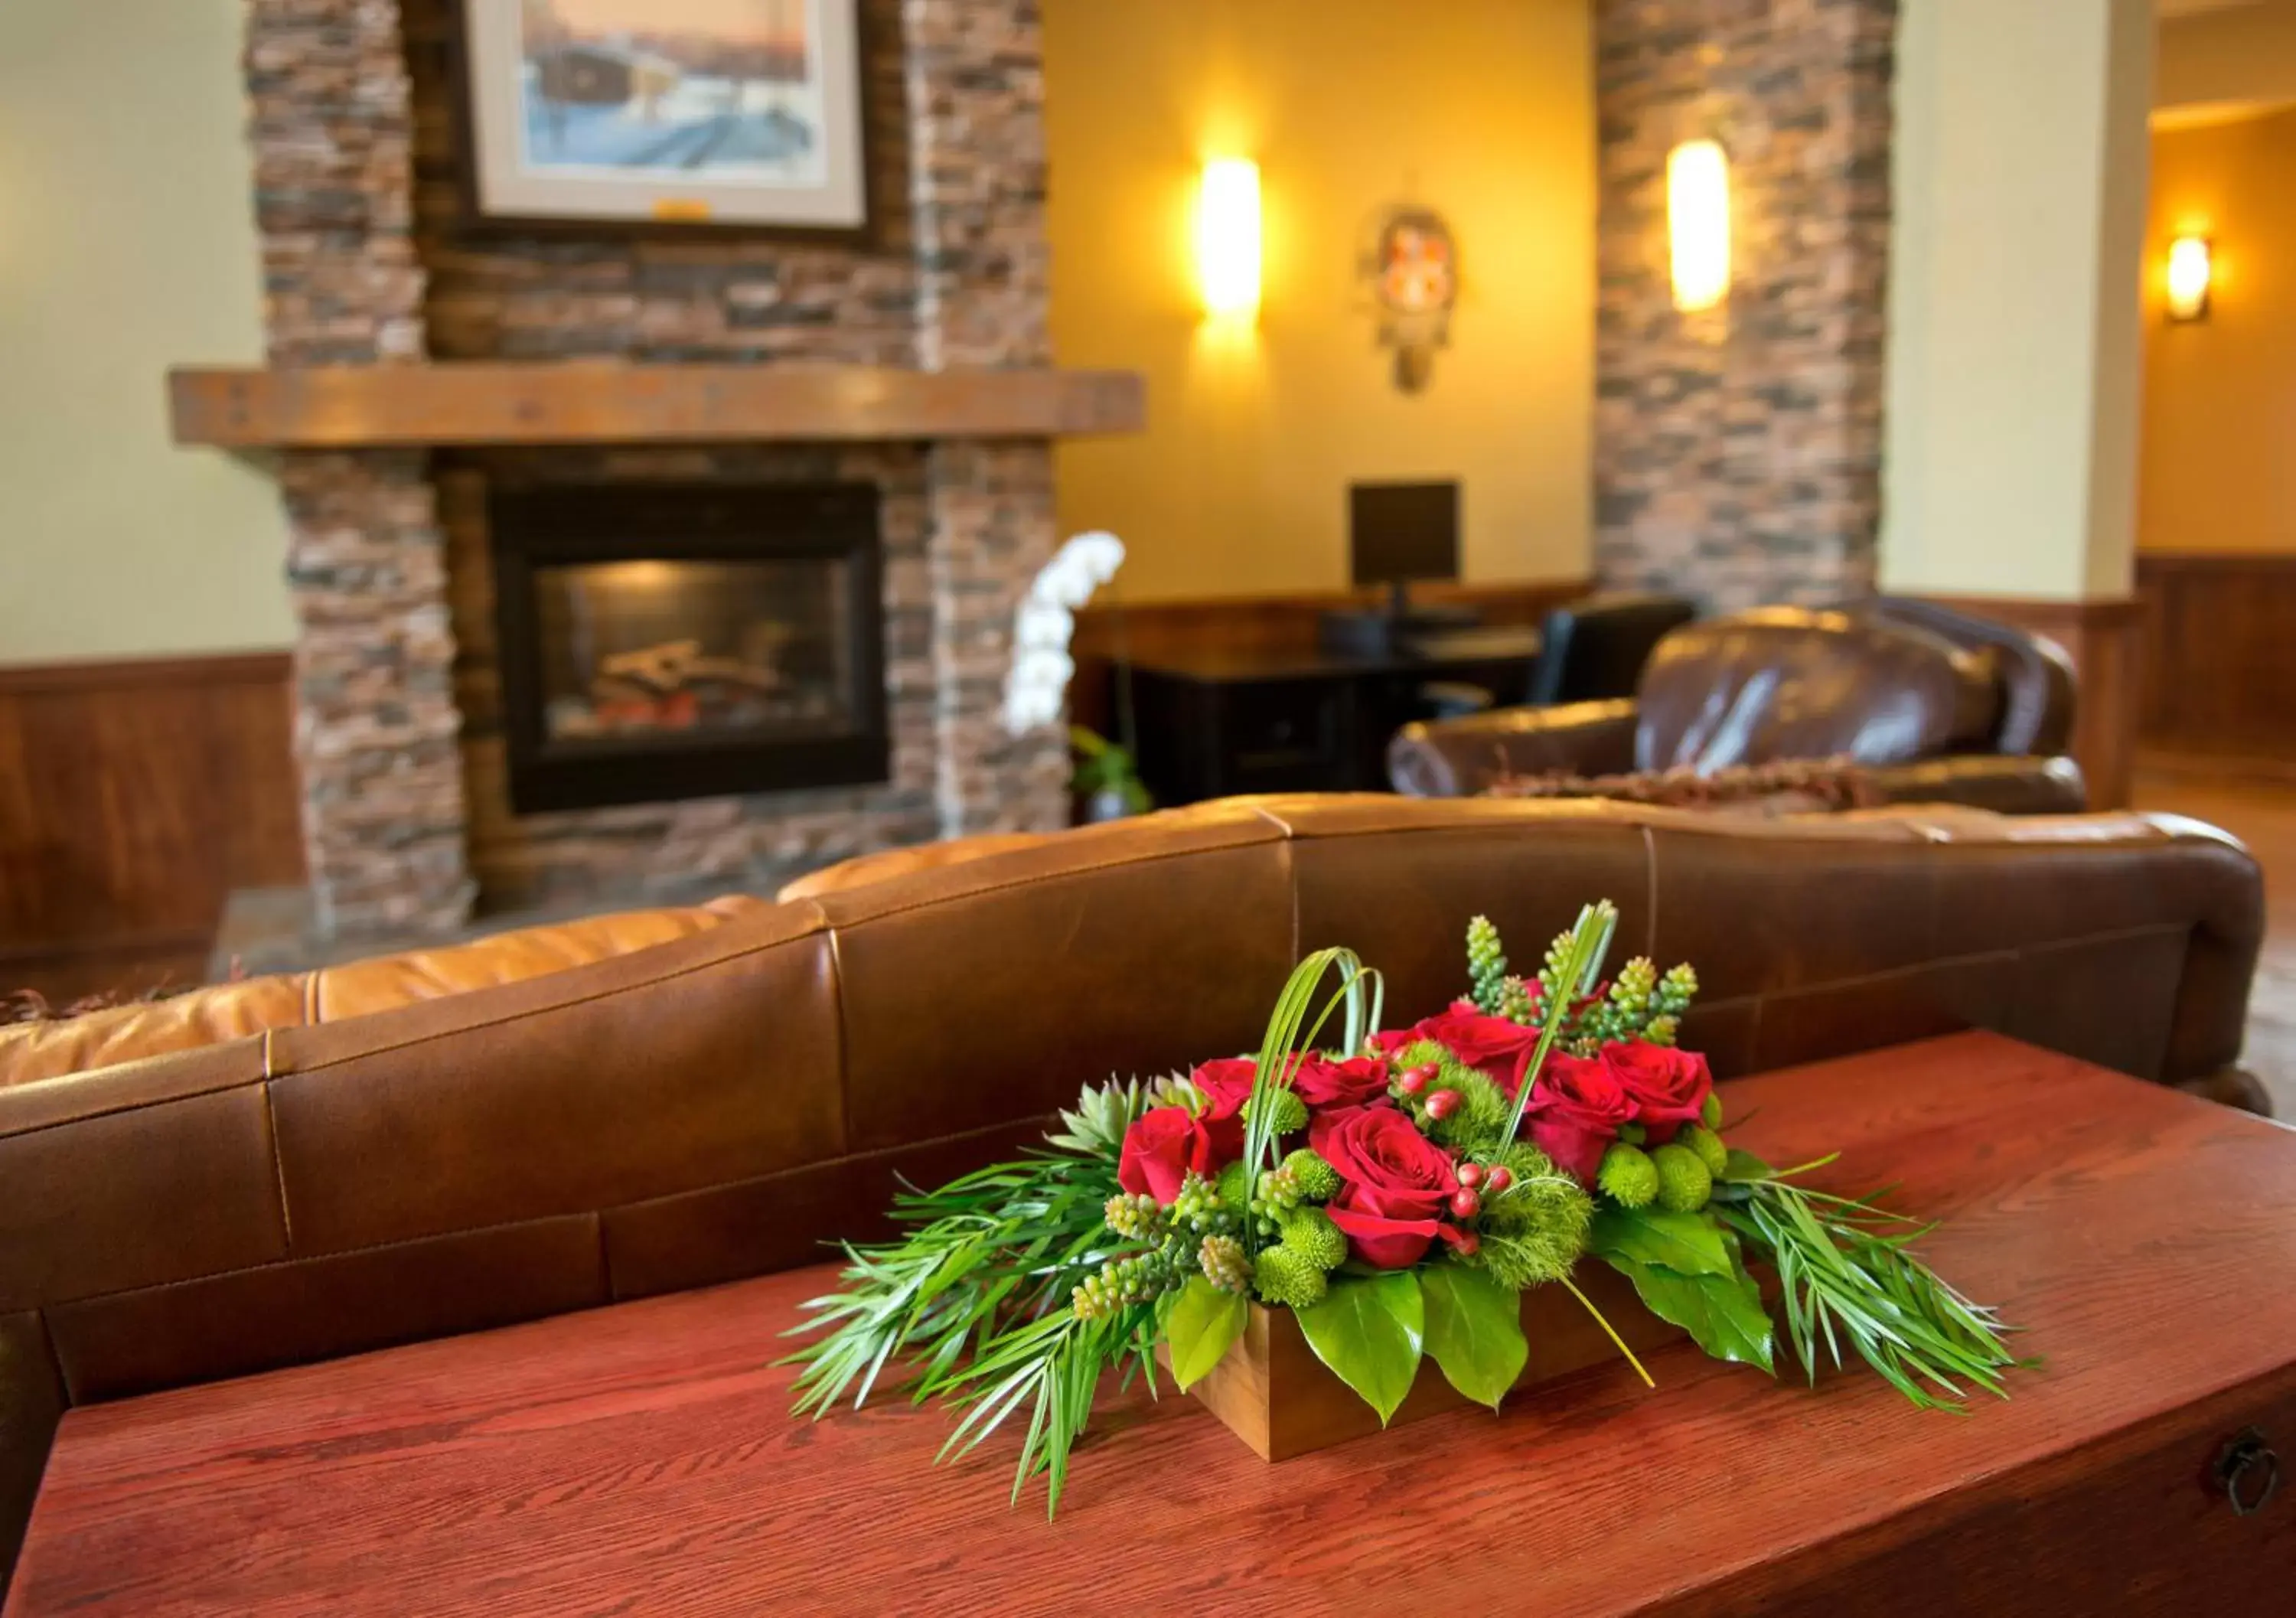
[1042,0,1593,604]
[2157,0,2296,112]
[0,0,291,665]
[2140,106,2296,553]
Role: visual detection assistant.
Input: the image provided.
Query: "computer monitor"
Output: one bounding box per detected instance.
[1349,480,1460,595]
[1320,480,1475,655]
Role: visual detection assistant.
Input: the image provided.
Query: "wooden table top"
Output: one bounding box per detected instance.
[11,1032,2296,1616]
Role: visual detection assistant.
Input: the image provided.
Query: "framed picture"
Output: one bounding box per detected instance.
[451,1,880,240]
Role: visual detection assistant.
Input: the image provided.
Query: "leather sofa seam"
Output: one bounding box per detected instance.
[259,1081,294,1254]
[604,1114,1062,1215]
[44,1212,610,1323]
[813,834,1295,930]
[267,917,838,1076]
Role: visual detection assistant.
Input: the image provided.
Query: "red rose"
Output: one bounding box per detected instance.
[1189,1058,1257,1120]
[1377,1000,1544,1094]
[1520,1052,1637,1184]
[1290,1053,1394,1110]
[1309,1105,1465,1267]
[1117,1106,1219,1205]
[1602,1041,1712,1143]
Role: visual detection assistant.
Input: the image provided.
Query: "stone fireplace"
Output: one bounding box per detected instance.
[213,0,1134,946]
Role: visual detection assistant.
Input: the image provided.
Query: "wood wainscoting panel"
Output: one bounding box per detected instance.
[1071,578,1592,738]
[0,654,303,1000]
[2135,553,2296,762]
[1912,595,2142,811]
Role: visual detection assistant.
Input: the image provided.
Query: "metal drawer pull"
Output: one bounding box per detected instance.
[2216,1428,2281,1517]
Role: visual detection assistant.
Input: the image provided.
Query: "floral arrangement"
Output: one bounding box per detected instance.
[788,903,2021,1510]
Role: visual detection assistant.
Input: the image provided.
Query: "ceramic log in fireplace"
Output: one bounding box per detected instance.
[490,481,889,813]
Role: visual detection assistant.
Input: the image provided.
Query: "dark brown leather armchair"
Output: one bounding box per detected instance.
[0,796,2265,1589]
[1387,603,2086,811]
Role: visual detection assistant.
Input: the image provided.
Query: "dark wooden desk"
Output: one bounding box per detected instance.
[1119,628,1544,804]
[10,1034,2296,1616]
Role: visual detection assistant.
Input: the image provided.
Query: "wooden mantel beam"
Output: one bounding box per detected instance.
[166,363,1146,449]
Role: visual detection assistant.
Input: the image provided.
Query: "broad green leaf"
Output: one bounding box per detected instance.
[1164,1276,1247,1390]
[1294,1271,1426,1424]
[1720,1148,1775,1184]
[1588,1205,1735,1278]
[1420,1263,1528,1411]
[1603,1252,1776,1372]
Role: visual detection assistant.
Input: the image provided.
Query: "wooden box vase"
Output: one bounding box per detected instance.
[1174,1264,1680,1462]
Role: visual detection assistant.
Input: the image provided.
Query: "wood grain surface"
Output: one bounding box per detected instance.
[167,365,1146,449]
[10,1033,2296,1616]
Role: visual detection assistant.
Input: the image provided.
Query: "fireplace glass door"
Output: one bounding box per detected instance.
[491,481,889,813]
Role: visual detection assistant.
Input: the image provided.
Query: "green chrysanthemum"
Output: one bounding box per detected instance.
[1700,1090,1724,1130]
[1597,1142,1659,1209]
[1468,1142,1592,1290]
[1652,1142,1714,1213]
[1213,1159,1253,1209]
[1252,1244,1329,1310]
[1678,1123,1729,1179]
[1275,1206,1347,1271]
[1244,1087,1309,1136]
[1281,1148,1342,1202]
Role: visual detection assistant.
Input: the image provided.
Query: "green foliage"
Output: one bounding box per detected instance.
[1241,949,1384,1252]
[1472,1229,1577,1290]
[1679,1124,1730,1179]
[1275,1205,1347,1271]
[1172,1172,1234,1235]
[1282,1147,1342,1202]
[1420,1262,1528,1410]
[1717,1179,2022,1411]
[1163,1274,1247,1390]
[1045,1076,1152,1156]
[1701,1090,1725,1130]
[1071,1246,1186,1320]
[1294,1272,1426,1425]
[1602,1245,1776,1372]
[1069,725,1153,815]
[1652,1143,1714,1212]
[785,1078,1155,1514]
[1251,1244,1329,1309]
[1244,1087,1309,1136]
[1588,1204,1735,1277]
[1466,914,1510,1016]
[1720,1147,1774,1184]
[1471,1142,1593,1290]
[1597,1142,1659,1208]
[1146,1072,1209,1115]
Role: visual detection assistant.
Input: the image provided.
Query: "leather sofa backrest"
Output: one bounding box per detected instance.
[0,796,2262,1590]
[1855,596,2079,756]
[1634,608,2002,773]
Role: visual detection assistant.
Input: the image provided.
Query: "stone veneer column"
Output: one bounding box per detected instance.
[905,0,1070,837]
[247,0,474,935]
[1593,0,1896,611]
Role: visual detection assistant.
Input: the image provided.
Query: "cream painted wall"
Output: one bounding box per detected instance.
[0,0,292,664]
[1881,0,2154,602]
[1041,0,1593,604]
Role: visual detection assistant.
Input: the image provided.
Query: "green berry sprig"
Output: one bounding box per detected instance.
[1199,1234,1251,1293]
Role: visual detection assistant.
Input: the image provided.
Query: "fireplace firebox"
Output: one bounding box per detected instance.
[489,481,889,813]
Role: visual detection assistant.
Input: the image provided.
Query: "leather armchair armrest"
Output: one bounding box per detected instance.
[1388,699,1641,798]
[1860,755,2089,815]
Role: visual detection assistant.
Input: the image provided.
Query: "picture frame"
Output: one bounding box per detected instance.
[447,0,883,243]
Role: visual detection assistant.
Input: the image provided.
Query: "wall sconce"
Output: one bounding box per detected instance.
[1197,158,1262,321]
[2166,235,2213,322]
[1667,139,1730,312]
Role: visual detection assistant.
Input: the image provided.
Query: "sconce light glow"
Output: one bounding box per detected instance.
[1668,139,1730,312]
[1197,158,1262,320]
[2166,236,2213,322]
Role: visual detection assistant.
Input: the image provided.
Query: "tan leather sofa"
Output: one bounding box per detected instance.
[0,795,2265,1586]
[1388,603,2087,809]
